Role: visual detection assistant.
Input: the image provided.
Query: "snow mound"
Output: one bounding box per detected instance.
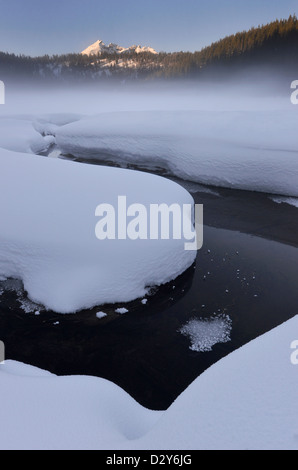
[0,118,54,154]
[56,110,298,197]
[0,360,161,450]
[0,148,195,313]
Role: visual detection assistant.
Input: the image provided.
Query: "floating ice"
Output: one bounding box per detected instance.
[96,311,107,319]
[115,308,129,315]
[270,196,298,208]
[179,315,232,352]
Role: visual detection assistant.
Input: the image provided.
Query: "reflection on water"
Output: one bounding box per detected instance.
[179,315,232,352]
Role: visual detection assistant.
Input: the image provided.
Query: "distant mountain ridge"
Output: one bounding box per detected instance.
[0,15,297,83]
[81,40,158,56]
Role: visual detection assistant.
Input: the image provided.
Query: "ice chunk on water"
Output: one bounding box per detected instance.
[115,308,129,315]
[18,298,41,314]
[179,314,232,352]
[0,279,42,313]
[96,311,107,319]
[270,196,298,208]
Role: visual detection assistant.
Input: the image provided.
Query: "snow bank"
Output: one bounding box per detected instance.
[32,113,83,137]
[0,118,54,154]
[0,315,297,450]
[56,110,298,197]
[0,149,195,313]
[0,360,161,450]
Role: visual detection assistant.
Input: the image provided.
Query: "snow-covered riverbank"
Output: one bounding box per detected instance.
[0,315,297,450]
[54,109,298,197]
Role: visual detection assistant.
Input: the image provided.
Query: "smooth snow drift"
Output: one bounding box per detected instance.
[0,149,196,313]
[0,315,297,450]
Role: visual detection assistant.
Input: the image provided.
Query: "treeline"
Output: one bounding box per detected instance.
[153,14,298,78]
[0,15,298,82]
[200,14,298,63]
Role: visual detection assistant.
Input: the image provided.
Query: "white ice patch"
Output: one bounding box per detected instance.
[0,279,23,296]
[18,298,42,314]
[169,178,221,196]
[270,196,298,208]
[179,315,232,352]
[115,308,129,315]
[0,278,42,313]
[96,311,107,319]
[47,148,61,159]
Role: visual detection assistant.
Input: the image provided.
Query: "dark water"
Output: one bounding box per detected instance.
[1,179,298,411]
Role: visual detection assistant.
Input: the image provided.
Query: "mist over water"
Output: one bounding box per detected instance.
[3,70,294,118]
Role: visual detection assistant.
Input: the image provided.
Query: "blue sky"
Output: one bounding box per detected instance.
[0,0,296,56]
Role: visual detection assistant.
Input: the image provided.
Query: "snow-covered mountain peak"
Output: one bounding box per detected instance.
[81,40,157,56]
